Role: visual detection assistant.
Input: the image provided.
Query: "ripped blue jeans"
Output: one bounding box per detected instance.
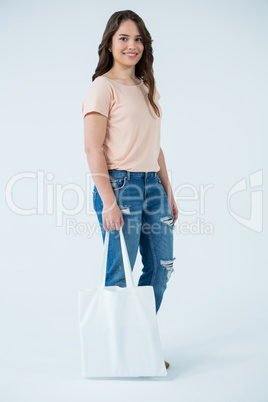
[92,169,176,314]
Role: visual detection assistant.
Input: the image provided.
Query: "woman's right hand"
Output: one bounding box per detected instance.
[102,201,124,231]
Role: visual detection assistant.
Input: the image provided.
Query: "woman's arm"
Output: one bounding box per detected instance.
[84,112,116,208]
[157,147,172,198]
[157,147,179,224]
[84,112,124,231]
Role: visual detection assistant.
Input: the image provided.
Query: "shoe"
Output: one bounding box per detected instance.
[164,360,170,369]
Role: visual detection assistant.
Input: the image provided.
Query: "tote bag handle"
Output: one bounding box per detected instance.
[98,227,135,289]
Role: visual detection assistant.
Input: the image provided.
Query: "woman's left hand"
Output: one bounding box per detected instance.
[168,194,179,226]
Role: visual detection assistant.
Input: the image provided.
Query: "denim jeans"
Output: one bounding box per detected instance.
[92,169,176,314]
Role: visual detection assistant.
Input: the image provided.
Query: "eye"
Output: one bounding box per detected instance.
[119,37,142,42]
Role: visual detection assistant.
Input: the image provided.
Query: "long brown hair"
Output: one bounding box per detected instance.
[92,10,160,117]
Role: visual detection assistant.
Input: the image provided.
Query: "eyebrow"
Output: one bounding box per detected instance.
[118,34,142,37]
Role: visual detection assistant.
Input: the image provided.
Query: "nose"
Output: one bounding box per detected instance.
[127,40,137,51]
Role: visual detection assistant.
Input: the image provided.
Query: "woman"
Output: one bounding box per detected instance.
[82,10,178,369]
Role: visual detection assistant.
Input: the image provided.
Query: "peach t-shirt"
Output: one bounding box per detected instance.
[82,76,162,172]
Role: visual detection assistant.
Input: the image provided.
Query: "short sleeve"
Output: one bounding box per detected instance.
[82,77,113,118]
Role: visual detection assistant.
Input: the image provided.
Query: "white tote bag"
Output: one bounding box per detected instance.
[78,226,167,378]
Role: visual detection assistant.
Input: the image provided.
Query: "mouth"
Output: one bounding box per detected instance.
[123,53,138,58]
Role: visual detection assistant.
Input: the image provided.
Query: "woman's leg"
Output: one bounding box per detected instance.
[138,174,176,314]
[92,170,143,287]
[92,170,175,311]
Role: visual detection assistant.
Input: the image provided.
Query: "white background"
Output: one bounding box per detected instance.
[1,0,267,401]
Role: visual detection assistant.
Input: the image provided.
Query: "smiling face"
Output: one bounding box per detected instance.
[109,19,144,68]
